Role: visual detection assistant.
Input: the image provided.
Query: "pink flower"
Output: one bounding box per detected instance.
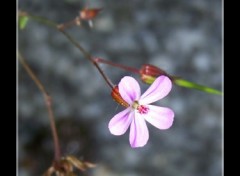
[108,76,174,148]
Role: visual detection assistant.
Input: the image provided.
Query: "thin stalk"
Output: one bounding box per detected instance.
[60,30,114,89]
[18,52,61,161]
[93,57,139,74]
[19,11,114,89]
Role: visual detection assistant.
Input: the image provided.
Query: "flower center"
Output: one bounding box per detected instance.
[137,105,149,114]
[132,101,149,114]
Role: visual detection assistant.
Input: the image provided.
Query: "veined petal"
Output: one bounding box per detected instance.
[140,76,172,104]
[108,108,133,135]
[144,105,174,130]
[119,76,141,104]
[129,112,149,148]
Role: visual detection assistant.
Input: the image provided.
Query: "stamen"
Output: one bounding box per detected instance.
[137,105,149,114]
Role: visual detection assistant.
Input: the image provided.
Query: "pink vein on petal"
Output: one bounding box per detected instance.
[140,76,172,104]
[129,113,149,148]
[119,76,141,104]
[144,105,174,130]
[108,108,132,135]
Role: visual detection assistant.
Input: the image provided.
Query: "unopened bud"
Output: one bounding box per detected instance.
[139,64,168,84]
[80,8,102,20]
[111,86,129,108]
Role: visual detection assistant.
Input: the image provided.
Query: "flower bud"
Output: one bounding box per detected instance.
[111,86,129,108]
[139,64,168,84]
[80,8,102,20]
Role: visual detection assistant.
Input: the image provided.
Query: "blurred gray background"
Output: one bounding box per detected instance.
[18,0,222,175]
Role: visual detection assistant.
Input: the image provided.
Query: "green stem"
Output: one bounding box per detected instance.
[174,78,222,95]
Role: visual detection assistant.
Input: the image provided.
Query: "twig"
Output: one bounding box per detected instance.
[93,57,139,74]
[59,30,114,89]
[18,52,61,162]
[19,10,114,89]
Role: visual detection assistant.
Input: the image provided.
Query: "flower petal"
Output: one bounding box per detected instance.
[129,112,149,148]
[119,76,141,104]
[144,105,174,130]
[140,76,172,104]
[108,108,133,135]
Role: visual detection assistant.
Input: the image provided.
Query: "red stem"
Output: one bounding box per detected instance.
[93,58,139,74]
[18,53,61,161]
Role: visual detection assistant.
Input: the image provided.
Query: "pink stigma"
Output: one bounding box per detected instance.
[137,105,149,114]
